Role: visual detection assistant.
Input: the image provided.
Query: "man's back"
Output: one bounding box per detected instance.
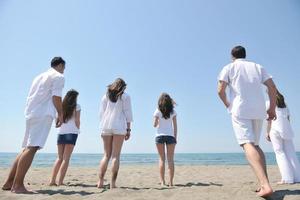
[219,59,271,119]
[25,68,64,119]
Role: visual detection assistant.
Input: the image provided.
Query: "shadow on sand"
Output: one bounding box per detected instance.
[265,189,300,200]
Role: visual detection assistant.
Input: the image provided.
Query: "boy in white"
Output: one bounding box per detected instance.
[266,91,300,184]
[2,57,65,193]
[218,46,277,197]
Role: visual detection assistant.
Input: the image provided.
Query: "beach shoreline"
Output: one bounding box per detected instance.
[1,165,299,200]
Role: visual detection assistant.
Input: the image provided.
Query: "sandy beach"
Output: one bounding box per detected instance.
[1,165,299,200]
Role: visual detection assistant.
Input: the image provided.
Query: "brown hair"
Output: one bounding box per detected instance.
[276,90,286,108]
[158,93,175,119]
[62,89,79,123]
[107,78,127,102]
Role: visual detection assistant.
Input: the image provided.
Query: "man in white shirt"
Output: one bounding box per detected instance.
[217,46,277,197]
[2,57,65,193]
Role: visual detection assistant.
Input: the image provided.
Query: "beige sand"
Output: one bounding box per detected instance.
[0,165,299,200]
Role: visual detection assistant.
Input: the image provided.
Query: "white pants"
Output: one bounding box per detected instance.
[270,131,300,183]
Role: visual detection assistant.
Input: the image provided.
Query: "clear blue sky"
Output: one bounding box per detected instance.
[0,0,299,153]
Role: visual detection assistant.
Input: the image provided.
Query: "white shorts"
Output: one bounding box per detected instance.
[22,116,53,149]
[101,129,126,136]
[231,116,263,146]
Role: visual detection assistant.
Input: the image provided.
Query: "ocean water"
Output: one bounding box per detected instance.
[1,152,300,168]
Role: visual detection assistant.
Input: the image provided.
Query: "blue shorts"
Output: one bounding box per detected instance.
[155,135,176,145]
[57,134,78,145]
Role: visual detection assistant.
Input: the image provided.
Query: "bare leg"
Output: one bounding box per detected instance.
[2,151,24,190]
[110,135,125,189]
[11,147,39,193]
[49,144,64,186]
[242,143,273,197]
[58,144,74,185]
[97,135,113,188]
[166,144,176,186]
[255,145,268,180]
[156,143,166,186]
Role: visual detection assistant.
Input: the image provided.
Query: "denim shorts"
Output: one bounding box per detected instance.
[57,134,78,145]
[155,135,176,145]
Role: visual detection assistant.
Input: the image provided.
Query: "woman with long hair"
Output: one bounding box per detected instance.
[49,89,81,186]
[97,78,133,189]
[266,90,300,184]
[153,93,177,186]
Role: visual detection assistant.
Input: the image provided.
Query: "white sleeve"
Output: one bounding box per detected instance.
[51,76,65,97]
[99,95,107,120]
[122,95,133,123]
[172,110,177,118]
[218,66,230,83]
[76,104,81,111]
[258,64,272,83]
[153,109,160,117]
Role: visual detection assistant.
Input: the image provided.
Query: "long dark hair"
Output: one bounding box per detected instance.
[276,90,286,108]
[158,93,175,119]
[107,78,127,102]
[62,89,79,123]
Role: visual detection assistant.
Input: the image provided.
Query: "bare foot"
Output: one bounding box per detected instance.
[11,186,35,194]
[97,179,104,188]
[256,185,273,198]
[49,182,57,186]
[110,183,117,189]
[277,181,293,185]
[2,182,13,191]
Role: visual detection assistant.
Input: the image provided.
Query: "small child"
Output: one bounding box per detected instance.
[266,90,300,184]
[49,89,81,186]
[153,93,177,186]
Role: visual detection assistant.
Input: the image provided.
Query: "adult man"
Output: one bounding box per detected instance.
[2,57,65,193]
[218,46,277,197]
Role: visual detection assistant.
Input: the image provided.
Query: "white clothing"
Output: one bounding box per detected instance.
[153,109,177,137]
[218,59,272,119]
[24,68,65,119]
[231,115,263,145]
[22,116,53,149]
[59,104,81,134]
[271,107,294,140]
[100,93,133,135]
[270,131,300,183]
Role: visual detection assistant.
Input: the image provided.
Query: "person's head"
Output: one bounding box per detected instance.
[158,93,175,119]
[276,90,286,108]
[62,89,79,123]
[51,57,65,74]
[231,46,246,60]
[107,78,127,102]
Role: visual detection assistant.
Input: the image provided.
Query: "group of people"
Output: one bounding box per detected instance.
[1,46,300,198]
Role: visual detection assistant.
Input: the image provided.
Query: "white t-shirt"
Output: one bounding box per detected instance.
[271,106,294,139]
[218,59,272,119]
[100,93,133,133]
[59,104,81,134]
[24,68,65,119]
[154,108,176,137]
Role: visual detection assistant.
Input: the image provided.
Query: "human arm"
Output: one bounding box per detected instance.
[153,116,159,127]
[75,110,81,129]
[173,115,177,142]
[264,79,277,121]
[125,122,131,141]
[53,96,63,127]
[266,120,272,142]
[217,81,230,108]
[123,95,133,141]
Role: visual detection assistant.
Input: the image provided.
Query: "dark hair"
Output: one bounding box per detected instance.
[51,57,65,67]
[62,89,79,123]
[276,90,286,108]
[158,93,174,119]
[107,78,127,102]
[231,46,246,59]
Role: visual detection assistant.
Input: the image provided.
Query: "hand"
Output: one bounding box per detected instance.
[125,132,131,141]
[266,133,271,142]
[56,114,63,128]
[267,108,277,121]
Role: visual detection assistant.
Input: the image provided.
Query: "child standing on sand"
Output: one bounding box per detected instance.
[50,89,81,186]
[266,90,300,184]
[153,93,177,187]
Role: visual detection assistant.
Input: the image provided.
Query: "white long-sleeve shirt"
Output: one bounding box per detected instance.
[99,92,133,133]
